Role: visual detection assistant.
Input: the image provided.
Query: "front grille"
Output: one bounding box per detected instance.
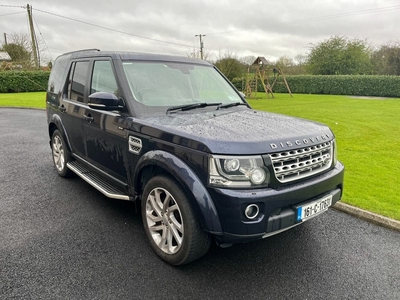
[269,141,333,183]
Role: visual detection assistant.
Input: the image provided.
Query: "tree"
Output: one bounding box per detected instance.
[371,42,400,75]
[272,55,309,75]
[294,54,308,66]
[2,43,30,62]
[214,52,245,81]
[275,55,294,70]
[187,47,211,61]
[291,54,309,75]
[240,55,257,66]
[307,36,372,75]
[1,31,48,69]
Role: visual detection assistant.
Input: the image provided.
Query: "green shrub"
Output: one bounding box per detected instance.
[238,75,400,97]
[273,75,400,97]
[0,71,50,93]
[2,71,400,97]
[230,77,243,90]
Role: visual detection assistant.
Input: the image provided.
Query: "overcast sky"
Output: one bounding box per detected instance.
[0,0,399,63]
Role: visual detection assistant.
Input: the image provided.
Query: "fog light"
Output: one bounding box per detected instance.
[245,204,259,219]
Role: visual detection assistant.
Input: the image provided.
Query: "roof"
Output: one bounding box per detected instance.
[0,51,11,61]
[252,56,270,66]
[63,50,211,66]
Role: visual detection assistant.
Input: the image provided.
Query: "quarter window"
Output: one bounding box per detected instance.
[48,54,70,93]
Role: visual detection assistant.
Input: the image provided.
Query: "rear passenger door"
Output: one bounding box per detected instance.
[83,59,129,182]
[61,60,90,158]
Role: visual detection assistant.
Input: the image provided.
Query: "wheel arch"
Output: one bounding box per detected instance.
[134,150,222,234]
[48,114,72,153]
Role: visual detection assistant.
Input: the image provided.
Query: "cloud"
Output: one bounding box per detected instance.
[0,0,399,62]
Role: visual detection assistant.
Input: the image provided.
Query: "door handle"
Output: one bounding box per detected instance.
[84,114,94,124]
[58,105,66,113]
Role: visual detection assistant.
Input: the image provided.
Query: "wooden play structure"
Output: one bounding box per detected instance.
[244,56,292,98]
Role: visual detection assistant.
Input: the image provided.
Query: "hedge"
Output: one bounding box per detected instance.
[232,75,400,98]
[0,71,50,93]
[1,71,400,98]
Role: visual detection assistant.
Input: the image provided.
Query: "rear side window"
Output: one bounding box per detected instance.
[91,61,118,95]
[48,54,71,93]
[68,61,89,102]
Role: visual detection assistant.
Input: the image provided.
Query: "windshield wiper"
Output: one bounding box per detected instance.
[166,102,222,114]
[217,102,248,110]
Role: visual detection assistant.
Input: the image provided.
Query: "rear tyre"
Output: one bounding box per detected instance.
[141,175,211,265]
[51,129,73,178]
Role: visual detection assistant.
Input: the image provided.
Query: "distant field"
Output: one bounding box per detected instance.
[248,93,400,220]
[1,91,399,220]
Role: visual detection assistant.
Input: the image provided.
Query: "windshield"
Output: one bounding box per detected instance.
[122,61,242,111]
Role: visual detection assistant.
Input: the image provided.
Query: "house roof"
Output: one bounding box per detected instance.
[252,56,270,66]
[0,51,12,61]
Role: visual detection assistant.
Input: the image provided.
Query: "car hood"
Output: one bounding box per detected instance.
[130,108,334,155]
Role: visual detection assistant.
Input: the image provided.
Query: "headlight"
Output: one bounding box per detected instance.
[209,155,270,187]
[332,139,338,166]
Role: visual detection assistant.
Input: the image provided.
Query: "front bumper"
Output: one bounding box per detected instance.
[208,162,344,244]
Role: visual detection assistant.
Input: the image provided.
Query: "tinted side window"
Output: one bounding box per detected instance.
[69,61,89,102]
[48,54,71,93]
[91,61,118,94]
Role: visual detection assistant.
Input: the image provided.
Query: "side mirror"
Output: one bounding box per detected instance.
[88,92,124,111]
[239,91,246,99]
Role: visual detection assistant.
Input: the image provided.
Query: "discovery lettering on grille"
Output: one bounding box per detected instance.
[270,134,331,149]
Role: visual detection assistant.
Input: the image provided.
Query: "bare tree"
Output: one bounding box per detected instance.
[187,47,211,61]
[274,55,294,69]
[294,54,307,66]
[1,31,48,69]
[240,55,257,66]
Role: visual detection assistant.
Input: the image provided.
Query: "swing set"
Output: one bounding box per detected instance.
[243,56,292,98]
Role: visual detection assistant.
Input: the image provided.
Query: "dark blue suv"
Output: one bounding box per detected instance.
[46,50,344,265]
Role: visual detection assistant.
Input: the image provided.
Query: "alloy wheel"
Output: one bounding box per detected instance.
[145,187,184,254]
[52,135,65,172]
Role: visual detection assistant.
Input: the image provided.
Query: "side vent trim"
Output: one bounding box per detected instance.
[129,136,142,154]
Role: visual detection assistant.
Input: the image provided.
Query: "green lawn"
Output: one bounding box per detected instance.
[0,92,46,109]
[248,93,400,221]
[1,92,399,220]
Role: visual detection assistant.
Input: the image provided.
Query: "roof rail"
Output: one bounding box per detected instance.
[63,49,100,55]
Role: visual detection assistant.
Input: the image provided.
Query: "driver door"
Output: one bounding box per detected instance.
[83,59,129,182]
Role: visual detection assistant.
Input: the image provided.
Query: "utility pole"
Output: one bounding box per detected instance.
[4,33,7,45]
[195,34,205,60]
[27,4,39,69]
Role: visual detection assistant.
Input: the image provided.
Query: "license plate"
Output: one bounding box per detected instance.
[296,195,332,222]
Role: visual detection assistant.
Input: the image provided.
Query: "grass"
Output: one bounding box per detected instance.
[1,91,399,220]
[0,92,46,109]
[248,93,400,221]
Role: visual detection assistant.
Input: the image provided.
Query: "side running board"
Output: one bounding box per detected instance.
[67,161,131,201]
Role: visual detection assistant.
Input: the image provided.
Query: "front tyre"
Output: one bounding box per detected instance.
[141,175,211,265]
[51,129,73,178]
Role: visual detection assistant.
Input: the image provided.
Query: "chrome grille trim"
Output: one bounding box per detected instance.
[269,141,333,183]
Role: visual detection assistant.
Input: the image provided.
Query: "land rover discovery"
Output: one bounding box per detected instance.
[46,50,344,265]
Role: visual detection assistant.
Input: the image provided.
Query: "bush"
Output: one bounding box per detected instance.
[230,77,243,90]
[276,75,400,97]
[2,71,400,98]
[237,75,400,97]
[0,71,50,93]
